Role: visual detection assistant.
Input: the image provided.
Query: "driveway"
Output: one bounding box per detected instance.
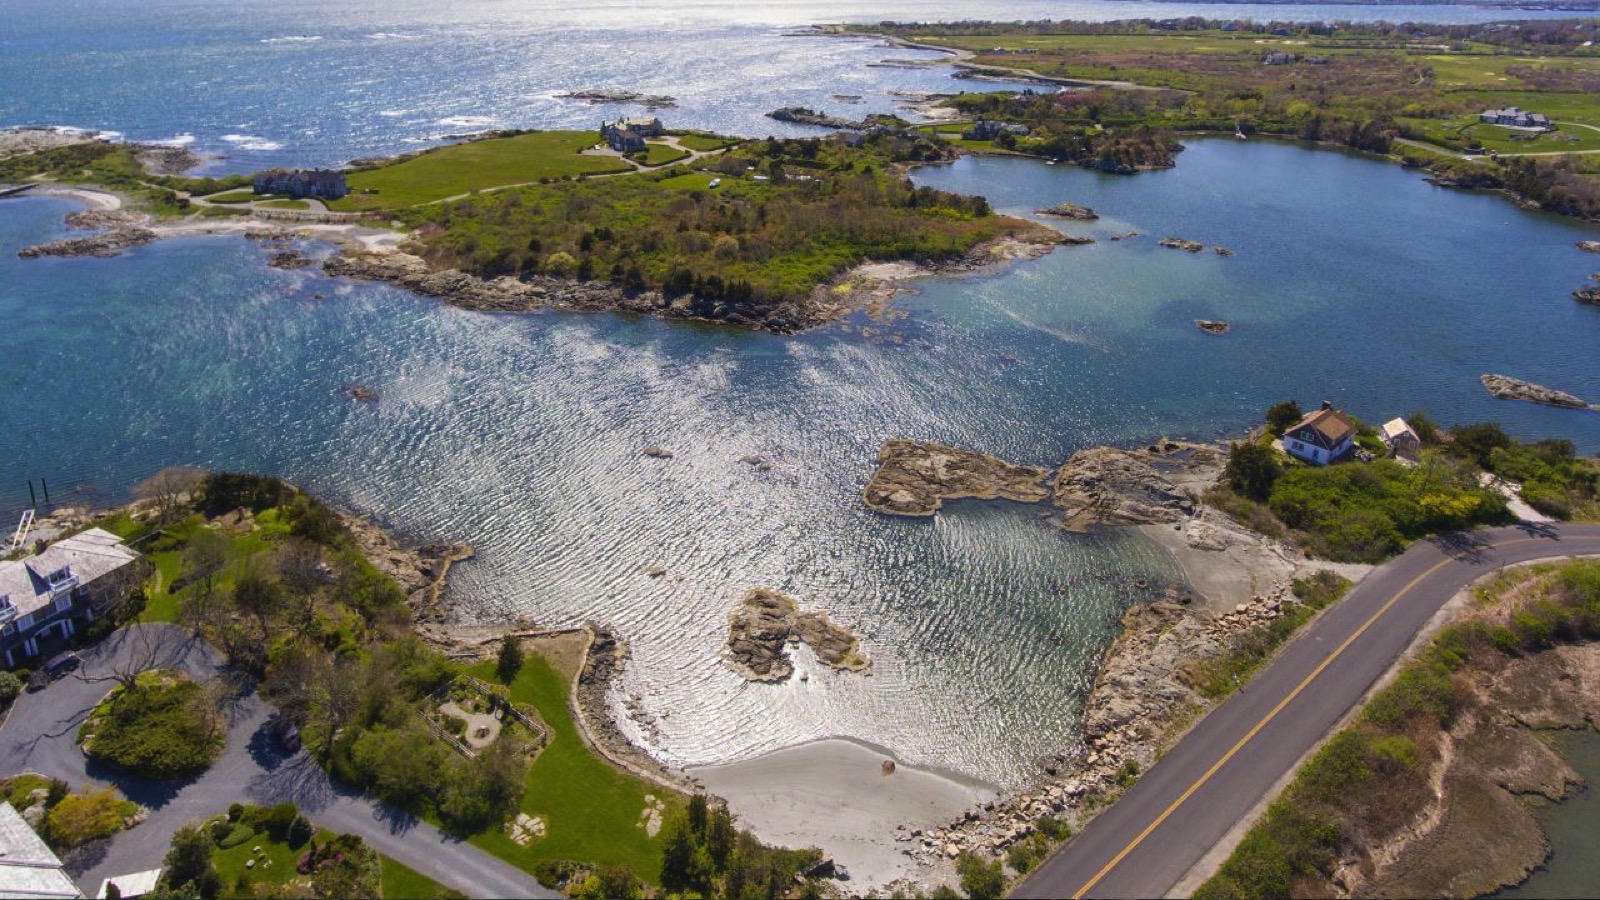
[0,624,555,899]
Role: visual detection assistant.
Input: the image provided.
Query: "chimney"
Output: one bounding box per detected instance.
[1321,400,1333,411]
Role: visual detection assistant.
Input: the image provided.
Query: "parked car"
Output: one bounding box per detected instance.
[27,652,81,691]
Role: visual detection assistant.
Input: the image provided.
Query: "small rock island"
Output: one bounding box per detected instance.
[723,587,870,682]
[862,439,1053,516]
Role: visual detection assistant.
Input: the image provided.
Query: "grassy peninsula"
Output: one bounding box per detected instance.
[864,18,1600,219]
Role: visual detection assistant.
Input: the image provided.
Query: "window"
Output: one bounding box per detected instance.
[16,613,32,630]
[53,596,72,614]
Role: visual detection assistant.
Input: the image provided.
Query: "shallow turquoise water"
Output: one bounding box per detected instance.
[5,138,1600,784]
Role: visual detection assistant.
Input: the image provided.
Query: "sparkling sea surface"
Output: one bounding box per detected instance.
[4,1,1600,786]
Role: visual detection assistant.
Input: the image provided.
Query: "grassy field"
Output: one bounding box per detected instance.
[327,131,633,211]
[640,142,690,166]
[259,198,311,210]
[675,133,741,152]
[204,189,266,204]
[463,651,676,883]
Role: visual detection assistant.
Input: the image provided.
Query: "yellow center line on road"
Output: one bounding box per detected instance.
[1068,537,1546,900]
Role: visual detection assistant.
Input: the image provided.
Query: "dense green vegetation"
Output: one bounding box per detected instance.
[328,130,633,211]
[1195,558,1600,899]
[870,18,1600,219]
[1186,571,1353,698]
[0,142,192,215]
[400,131,1031,308]
[1215,405,1597,562]
[654,794,821,900]
[1,774,139,852]
[79,670,224,779]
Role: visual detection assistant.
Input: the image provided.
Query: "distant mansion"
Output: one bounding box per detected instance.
[0,528,143,668]
[963,120,1031,141]
[1283,401,1357,466]
[1479,107,1552,131]
[253,168,349,200]
[601,117,664,153]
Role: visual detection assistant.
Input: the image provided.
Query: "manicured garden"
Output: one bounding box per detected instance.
[78,669,225,779]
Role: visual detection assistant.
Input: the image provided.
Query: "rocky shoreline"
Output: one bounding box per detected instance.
[322,228,1063,333]
[17,227,157,259]
[862,439,1053,516]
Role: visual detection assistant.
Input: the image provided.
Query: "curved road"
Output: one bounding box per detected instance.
[1015,523,1600,900]
[0,624,555,900]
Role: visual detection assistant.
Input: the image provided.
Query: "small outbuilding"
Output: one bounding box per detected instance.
[1379,417,1422,461]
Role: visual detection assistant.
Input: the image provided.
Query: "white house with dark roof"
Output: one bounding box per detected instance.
[1282,401,1357,466]
[1478,107,1552,130]
[0,528,143,668]
[0,801,82,899]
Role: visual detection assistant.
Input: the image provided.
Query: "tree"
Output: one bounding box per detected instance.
[134,466,205,522]
[1225,441,1282,502]
[0,671,21,707]
[1265,400,1303,436]
[496,636,524,684]
[956,852,1006,899]
[659,815,698,893]
[163,825,222,899]
[1449,422,1513,469]
[687,793,709,837]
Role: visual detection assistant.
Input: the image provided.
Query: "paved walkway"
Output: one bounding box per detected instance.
[0,624,554,899]
[1015,523,1600,899]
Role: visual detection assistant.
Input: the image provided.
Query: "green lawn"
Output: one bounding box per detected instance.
[259,199,311,210]
[379,856,451,899]
[675,133,741,152]
[640,143,690,167]
[328,131,633,211]
[656,172,718,191]
[212,825,450,899]
[463,654,677,883]
[204,189,265,204]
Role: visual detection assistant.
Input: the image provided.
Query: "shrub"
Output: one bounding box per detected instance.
[1035,815,1072,841]
[496,636,524,684]
[1225,441,1282,501]
[0,671,22,707]
[1265,400,1303,436]
[42,788,127,849]
[1291,571,1352,610]
[288,814,315,849]
[957,852,1006,899]
[84,676,223,779]
[264,802,298,842]
[216,823,256,850]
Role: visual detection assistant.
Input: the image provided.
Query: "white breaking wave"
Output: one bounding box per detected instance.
[260,35,322,44]
[367,32,419,40]
[144,133,196,148]
[434,115,496,128]
[377,109,411,118]
[220,134,284,151]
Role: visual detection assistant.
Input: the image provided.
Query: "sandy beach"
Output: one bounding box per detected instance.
[689,737,998,891]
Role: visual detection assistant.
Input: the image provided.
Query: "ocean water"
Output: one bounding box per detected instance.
[2,0,1593,172]
[5,135,1600,785]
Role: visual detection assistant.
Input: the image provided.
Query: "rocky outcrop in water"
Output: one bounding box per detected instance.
[1574,275,1600,304]
[863,439,1052,517]
[1576,241,1600,254]
[1481,374,1595,411]
[1036,202,1098,220]
[556,89,678,108]
[64,209,146,231]
[766,107,865,130]
[18,227,157,259]
[1195,319,1230,335]
[724,587,869,682]
[268,250,314,269]
[1052,447,1196,530]
[1158,238,1206,253]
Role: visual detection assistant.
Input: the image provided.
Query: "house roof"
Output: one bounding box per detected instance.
[0,527,138,620]
[1380,418,1417,442]
[0,803,82,899]
[1288,407,1356,446]
[97,869,163,899]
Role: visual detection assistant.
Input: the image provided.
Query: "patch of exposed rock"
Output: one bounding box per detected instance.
[1158,237,1206,253]
[556,89,678,109]
[64,209,147,231]
[1052,447,1196,531]
[1195,319,1229,335]
[766,107,866,130]
[18,228,157,259]
[1481,374,1595,411]
[268,250,314,269]
[723,587,869,682]
[1577,240,1600,254]
[1575,275,1600,304]
[863,439,1052,516]
[335,511,472,622]
[133,145,200,176]
[1036,202,1097,220]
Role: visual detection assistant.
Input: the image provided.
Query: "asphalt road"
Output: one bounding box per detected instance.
[1015,523,1600,900]
[0,624,555,899]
